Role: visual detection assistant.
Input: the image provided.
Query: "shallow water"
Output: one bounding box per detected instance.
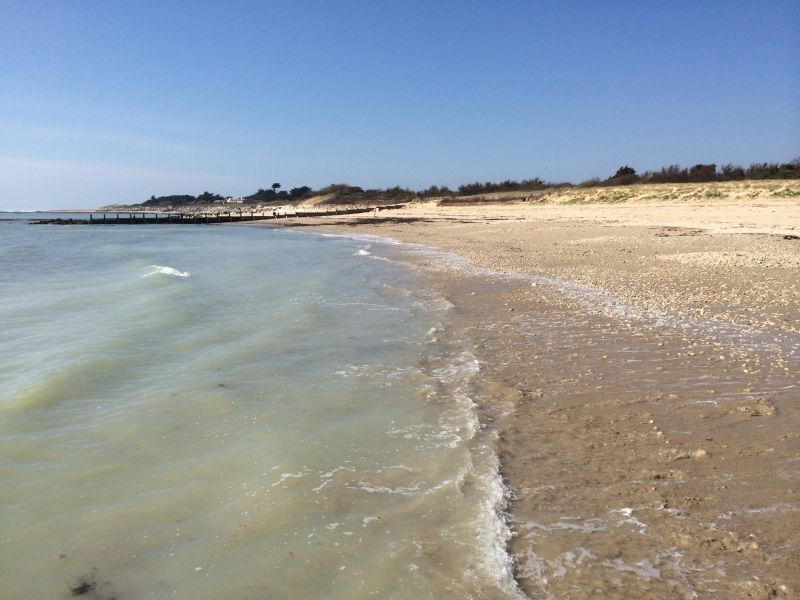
[414,266,800,599]
[0,220,520,599]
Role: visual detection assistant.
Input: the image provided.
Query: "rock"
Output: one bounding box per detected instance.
[692,449,710,459]
[739,398,776,417]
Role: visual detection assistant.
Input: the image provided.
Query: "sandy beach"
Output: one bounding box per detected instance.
[256,183,800,598]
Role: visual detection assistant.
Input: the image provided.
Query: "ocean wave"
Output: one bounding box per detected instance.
[3,356,120,412]
[143,265,191,278]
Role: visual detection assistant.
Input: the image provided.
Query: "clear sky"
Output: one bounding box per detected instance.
[1,1,798,209]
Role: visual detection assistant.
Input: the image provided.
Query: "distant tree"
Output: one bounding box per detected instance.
[142,194,198,207]
[196,191,223,202]
[781,157,800,178]
[647,164,688,183]
[318,183,364,196]
[720,164,745,181]
[745,159,800,180]
[246,188,275,203]
[288,186,313,199]
[418,185,455,197]
[688,164,717,182]
[271,182,281,192]
[607,165,639,185]
[613,165,637,178]
[455,178,547,196]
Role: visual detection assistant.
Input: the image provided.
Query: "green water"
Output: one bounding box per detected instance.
[0,220,520,599]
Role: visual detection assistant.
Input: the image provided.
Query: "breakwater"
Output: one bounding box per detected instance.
[32,204,406,225]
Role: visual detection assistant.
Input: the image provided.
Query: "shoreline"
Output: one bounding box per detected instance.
[251,198,800,335]
[252,199,799,598]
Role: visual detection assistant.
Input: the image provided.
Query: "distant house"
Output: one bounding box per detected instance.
[225,197,244,204]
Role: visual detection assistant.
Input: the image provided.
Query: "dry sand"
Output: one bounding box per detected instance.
[254,183,800,599]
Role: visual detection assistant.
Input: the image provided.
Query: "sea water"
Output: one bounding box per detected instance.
[0,217,521,599]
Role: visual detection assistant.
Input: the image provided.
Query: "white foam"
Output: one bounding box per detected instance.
[515,516,606,534]
[271,471,308,487]
[422,347,525,597]
[468,450,528,599]
[311,480,330,492]
[346,481,422,496]
[610,507,649,535]
[320,466,356,479]
[143,265,190,278]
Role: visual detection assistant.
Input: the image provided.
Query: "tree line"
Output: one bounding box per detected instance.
[139,157,799,207]
[583,158,800,187]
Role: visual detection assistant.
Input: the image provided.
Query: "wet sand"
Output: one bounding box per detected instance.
[253,193,800,598]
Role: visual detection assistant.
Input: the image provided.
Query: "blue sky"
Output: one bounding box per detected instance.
[1,1,798,209]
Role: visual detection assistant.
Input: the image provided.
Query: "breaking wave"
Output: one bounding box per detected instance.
[143,265,191,278]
